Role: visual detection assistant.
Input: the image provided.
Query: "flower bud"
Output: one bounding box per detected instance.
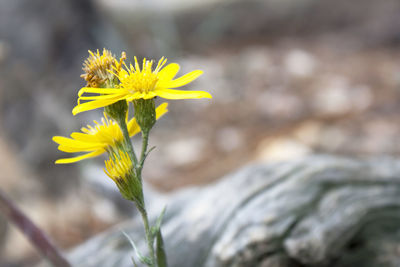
[104,150,143,205]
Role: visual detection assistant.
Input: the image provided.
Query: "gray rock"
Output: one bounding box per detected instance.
[64,156,400,267]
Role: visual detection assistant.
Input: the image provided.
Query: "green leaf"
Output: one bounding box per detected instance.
[156,230,168,267]
[122,231,152,265]
[151,206,167,237]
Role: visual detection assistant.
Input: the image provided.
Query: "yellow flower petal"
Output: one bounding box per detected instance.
[70,132,99,142]
[72,96,125,115]
[53,136,92,149]
[78,95,122,101]
[55,150,104,164]
[154,88,212,99]
[127,117,140,136]
[126,91,158,101]
[160,70,203,88]
[57,145,101,153]
[155,103,169,119]
[157,63,180,82]
[78,87,121,96]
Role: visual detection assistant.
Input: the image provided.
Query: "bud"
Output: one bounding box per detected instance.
[104,150,144,205]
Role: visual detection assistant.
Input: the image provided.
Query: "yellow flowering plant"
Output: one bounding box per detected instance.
[53,49,212,267]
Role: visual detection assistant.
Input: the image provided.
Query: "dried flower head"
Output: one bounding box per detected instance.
[80,49,126,87]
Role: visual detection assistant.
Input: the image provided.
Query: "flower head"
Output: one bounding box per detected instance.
[104,150,142,201]
[104,150,133,184]
[81,49,126,87]
[103,150,144,203]
[72,57,212,115]
[53,103,168,163]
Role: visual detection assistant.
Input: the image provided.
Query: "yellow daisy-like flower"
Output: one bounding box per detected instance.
[53,103,168,164]
[104,150,133,184]
[72,57,212,115]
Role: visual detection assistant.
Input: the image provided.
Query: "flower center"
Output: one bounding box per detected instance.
[104,150,133,183]
[118,57,166,94]
[121,71,158,94]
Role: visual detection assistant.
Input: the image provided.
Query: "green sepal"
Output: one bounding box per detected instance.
[134,98,156,133]
[105,99,128,122]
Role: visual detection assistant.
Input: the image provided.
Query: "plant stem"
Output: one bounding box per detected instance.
[117,118,138,166]
[138,129,150,176]
[137,204,156,267]
[137,128,157,266]
[117,118,157,266]
[0,189,71,267]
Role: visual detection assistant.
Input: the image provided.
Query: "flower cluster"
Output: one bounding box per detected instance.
[53,48,211,267]
[54,49,211,183]
[72,56,211,115]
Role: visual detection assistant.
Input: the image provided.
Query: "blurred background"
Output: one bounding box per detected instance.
[2,0,400,265]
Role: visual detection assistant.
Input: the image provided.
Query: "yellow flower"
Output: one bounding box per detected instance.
[53,103,168,164]
[103,150,142,202]
[72,57,212,115]
[104,150,133,184]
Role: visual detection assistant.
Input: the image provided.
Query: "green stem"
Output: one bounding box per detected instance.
[116,111,167,266]
[137,204,156,267]
[117,118,138,166]
[117,118,156,266]
[138,129,150,176]
[137,128,157,266]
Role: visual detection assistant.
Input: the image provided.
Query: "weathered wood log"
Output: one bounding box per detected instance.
[65,156,400,266]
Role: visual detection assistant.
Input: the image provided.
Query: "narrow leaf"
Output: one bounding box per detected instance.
[151,206,167,236]
[156,230,168,267]
[122,231,152,265]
